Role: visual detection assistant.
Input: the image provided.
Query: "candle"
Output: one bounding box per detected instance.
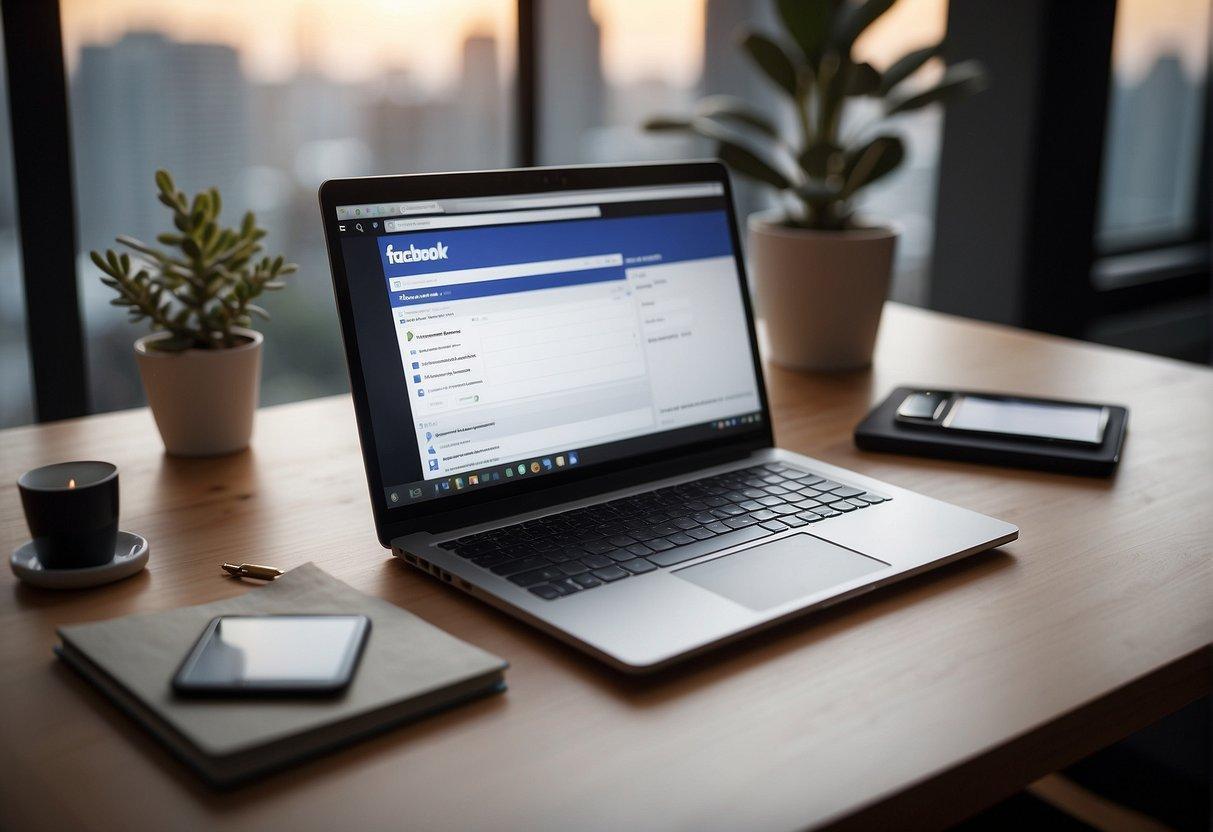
[17,461,119,569]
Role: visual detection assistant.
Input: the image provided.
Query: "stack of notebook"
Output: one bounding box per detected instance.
[55,563,507,787]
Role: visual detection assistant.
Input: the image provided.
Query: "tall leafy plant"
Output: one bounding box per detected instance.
[645,0,987,230]
[91,170,297,352]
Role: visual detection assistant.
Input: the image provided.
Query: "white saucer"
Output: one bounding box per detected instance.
[10,532,149,589]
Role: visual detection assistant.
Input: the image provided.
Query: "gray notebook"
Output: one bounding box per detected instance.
[55,563,507,787]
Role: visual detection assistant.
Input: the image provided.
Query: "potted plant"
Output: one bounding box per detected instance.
[646,0,986,370]
[91,170,297,456]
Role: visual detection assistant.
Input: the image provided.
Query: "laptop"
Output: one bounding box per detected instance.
[319,161,1017,673]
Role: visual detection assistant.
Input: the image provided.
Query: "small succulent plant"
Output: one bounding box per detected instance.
[645,0,988,231]
[91,170,297,351]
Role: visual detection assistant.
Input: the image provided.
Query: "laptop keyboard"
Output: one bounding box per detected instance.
[435,462,891,601]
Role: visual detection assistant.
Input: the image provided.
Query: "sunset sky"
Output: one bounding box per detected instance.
[60,0,1209,89]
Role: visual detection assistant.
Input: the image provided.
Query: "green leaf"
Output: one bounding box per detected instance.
[816,50,850,136]
[695,95,777,136]
[832,0,898,52]
[884,60,987,115]
[739,32,798,96]
[846,61,881,96]
[717,140,793,190]
[794,180,845,204]
[776,0,833,59]
[154,169,174,195]
[798,141,844,178]
[841,134,904,196]
[673,116,797,189]
[878,42,943,94]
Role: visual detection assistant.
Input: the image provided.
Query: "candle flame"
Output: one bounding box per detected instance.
[68,478,76,489]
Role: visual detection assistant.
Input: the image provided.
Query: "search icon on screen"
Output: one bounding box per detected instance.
[355,222,364,233]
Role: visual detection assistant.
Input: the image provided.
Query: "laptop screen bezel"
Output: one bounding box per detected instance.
[319,161,774,544]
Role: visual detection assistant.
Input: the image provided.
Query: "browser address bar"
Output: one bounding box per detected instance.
[384,206,600,233]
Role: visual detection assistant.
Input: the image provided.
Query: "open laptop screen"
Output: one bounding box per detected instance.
[331,179,763,508]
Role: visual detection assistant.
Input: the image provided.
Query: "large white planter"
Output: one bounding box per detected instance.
[748,214,897,372]
[133,328,262,457]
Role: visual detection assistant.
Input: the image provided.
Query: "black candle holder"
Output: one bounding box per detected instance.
[17,461,119,569]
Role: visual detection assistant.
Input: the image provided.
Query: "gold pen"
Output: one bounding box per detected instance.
[221,562,283,581]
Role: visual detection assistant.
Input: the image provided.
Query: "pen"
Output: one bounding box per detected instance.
[221,562,283,581]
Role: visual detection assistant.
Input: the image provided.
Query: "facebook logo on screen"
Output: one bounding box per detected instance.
[384,241,448,264]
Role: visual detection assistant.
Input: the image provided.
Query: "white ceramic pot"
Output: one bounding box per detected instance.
[133,328,262,457]
[748,213,897,372]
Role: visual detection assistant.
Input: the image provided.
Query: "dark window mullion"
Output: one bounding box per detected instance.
[1,0,88,421]
[516,0,538,167]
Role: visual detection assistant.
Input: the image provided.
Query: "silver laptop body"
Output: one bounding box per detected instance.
[320,162,1017,673]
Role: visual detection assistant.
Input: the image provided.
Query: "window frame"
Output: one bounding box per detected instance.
[931,0,1211,347]
[1,0,89,421]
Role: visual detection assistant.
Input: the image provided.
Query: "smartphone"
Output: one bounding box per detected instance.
[894,390,1109,446]
[172,614,371,696]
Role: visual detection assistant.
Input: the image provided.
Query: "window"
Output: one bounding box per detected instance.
[538,0,948,306]
[10,0,1201,428]
[1097,0,1210,251]
[0,28,32,428]
[59,0,517,414]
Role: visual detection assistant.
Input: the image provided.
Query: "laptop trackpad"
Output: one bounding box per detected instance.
[674,534,889,611]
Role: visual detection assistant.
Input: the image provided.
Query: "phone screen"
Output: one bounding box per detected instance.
[175,615,369,693]
[943,395,1107,444]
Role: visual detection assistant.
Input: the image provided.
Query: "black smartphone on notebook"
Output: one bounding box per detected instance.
[173,614,371,696]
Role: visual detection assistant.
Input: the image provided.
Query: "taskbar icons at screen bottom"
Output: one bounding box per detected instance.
[383,411,763,507]
[712,412,763,431]
[387,451,581,505]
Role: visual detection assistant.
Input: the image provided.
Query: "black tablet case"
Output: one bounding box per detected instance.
[853,387,1128,476]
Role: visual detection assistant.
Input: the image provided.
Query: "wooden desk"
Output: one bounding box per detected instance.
[2,304,1209,831]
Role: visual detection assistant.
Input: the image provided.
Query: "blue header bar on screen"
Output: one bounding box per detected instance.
[379,210,733,308]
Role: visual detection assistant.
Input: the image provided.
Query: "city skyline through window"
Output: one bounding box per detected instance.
[0,26,32,428]
[1097,0,1210,250]
[46,0,960,419]
[62,1,518,415]
[0,1,1205,426]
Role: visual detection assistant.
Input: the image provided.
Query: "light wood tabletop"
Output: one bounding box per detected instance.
[2,303,1210,831]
